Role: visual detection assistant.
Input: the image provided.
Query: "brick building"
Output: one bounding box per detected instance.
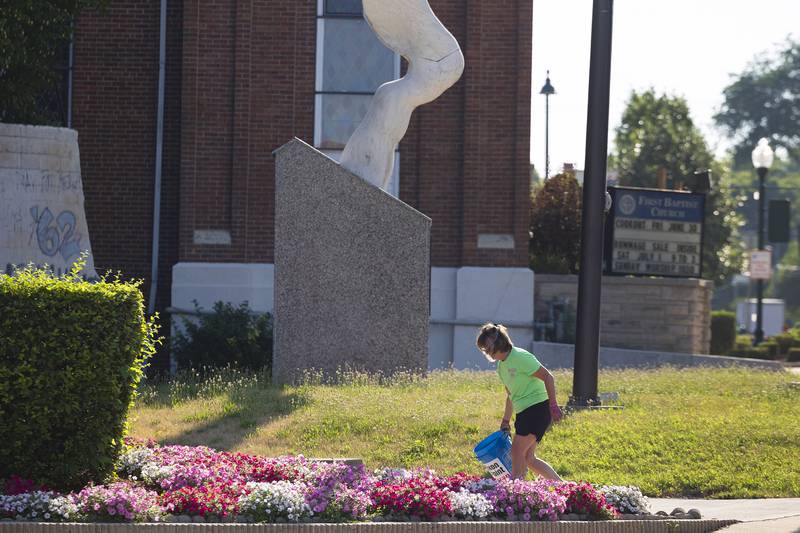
[71,0,534,370]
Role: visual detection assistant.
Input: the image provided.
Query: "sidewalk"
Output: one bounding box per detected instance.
[650,498,800,532]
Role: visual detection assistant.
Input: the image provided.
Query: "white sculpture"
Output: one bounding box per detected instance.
[340,0,465,191]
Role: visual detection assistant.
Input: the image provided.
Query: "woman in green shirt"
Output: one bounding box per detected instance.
[477,323,563,480]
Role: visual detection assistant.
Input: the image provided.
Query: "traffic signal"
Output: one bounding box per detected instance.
[768,199,791,243]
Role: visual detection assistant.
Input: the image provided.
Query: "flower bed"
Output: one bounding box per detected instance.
[1,440,641,524]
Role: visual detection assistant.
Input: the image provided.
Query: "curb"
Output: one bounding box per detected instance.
[0,520,741,532]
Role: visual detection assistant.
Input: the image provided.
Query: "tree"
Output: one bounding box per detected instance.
[529,172,582,274]
[610,90,714,187]
[715,37,800,167]
[0,1,108,124]
[610,89,745,284]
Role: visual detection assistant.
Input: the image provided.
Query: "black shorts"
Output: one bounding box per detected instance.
[514,400,551,441]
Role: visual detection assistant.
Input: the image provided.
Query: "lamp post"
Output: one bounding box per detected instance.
[569,0,614,408]
[751,138,774,345]
[539,71,556,179]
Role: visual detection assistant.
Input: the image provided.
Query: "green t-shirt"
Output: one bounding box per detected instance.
[497,346,549,413]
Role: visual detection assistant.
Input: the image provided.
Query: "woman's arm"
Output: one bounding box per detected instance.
[501,387,513,431]
[533,366,563,422]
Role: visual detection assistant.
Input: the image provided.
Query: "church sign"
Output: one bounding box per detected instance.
[605,187,705,278]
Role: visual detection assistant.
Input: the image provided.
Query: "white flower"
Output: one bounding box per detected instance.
[239,482,311,523]
[600,485,650,514]
[117,447,156,477]
[0,492,76,522]
[449,489,493,519]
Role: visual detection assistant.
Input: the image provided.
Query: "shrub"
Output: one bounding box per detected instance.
[735,334,753,350]
[530,172,582,274]
[729,347,770,360]
[788,348,800,363]
[710,311,736,355]
[772,333,797,356]
[760,341,779,360]
[0,265,159,490]
[172,301,272,373]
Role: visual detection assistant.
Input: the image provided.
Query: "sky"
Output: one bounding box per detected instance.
[530,0,799,175]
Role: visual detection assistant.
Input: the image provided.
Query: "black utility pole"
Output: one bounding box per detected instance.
[755,166,768,345]
[751,138,774,345]
[569,0,614,407]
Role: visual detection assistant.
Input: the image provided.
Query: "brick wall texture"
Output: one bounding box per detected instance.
[71,1,534,313]
[534,274,713,354]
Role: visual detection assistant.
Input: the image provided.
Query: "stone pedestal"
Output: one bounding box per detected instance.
[273,139,431,384]
[0,124,96,278]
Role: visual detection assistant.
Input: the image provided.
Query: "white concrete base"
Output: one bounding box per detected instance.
[170,263,533,371]
[171,262,275,313]
[452,267,534,370]
[429,267,535,370]
[429,267,458,369]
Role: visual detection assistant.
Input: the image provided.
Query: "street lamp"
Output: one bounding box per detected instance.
[751,138,774,345]
[539,71,556,179]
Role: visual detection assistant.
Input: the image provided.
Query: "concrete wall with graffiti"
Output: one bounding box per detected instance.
[0,124,97,278]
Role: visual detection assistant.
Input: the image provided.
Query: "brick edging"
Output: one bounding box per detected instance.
[0,519,740,532]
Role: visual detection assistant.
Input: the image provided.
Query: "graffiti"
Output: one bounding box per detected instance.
[59,173,80,192]
[8,170,82,195]
[28,206,83,263]
[9,208,24,235]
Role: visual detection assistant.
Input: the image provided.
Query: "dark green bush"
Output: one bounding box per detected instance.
[710,311,736,355]
[772,333,797,356]
[172,301,273,373]
[760,341,779,360]
[0,265,159,490]
[788,348,800,362]
[735,334,753,350]
[729,347,771,360]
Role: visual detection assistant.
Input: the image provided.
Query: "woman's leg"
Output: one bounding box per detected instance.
[510,433,537,479]
[525,440,562,481]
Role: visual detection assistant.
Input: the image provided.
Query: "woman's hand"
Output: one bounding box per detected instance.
[500,418,511,433]
[550,403,563,423]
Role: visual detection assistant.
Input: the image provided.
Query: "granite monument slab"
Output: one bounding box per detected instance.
[273,139,431,384]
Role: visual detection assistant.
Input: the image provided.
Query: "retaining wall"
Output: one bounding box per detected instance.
[535,275,713,354]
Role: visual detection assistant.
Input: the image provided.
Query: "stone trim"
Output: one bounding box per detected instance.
[0,520,740,533]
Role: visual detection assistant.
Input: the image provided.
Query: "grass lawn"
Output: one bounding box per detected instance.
[132,367,800,499]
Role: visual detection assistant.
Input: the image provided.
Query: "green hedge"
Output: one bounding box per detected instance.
[710,311,736,355]
[761,341,780,360]
[172,300,272,373]
[729,347,772,360]
[788,348,800,363]
[0,266,159,490]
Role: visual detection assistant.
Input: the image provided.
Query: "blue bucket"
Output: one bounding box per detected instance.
[473,431,512,479]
